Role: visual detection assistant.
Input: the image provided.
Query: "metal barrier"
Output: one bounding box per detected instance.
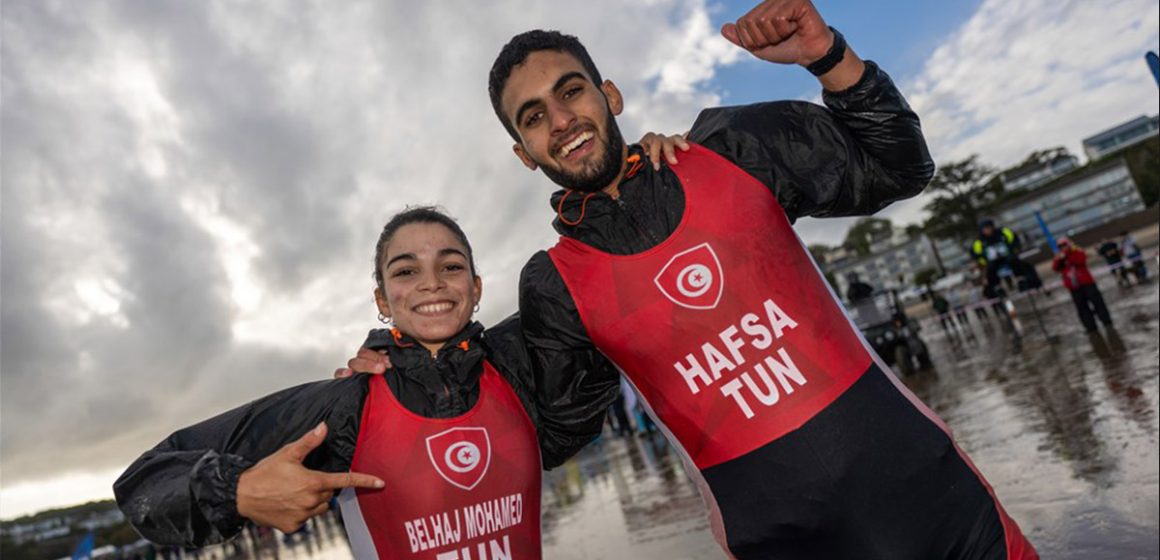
[923,248,1157,328]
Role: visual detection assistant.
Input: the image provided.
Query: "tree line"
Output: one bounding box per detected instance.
[814,137,1159,259]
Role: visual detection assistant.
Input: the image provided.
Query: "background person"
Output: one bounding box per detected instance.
[1052,237,1113,333]
[1121,230,1148,284]
[932,290,954,331]
[845,271,874,303]
[972,218,1042,297]
[1097,237,1129,287]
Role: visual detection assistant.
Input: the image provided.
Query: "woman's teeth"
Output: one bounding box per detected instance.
[415,302,454,314]
[559,131,594,157]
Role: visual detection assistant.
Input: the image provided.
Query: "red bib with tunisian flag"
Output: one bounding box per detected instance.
[548,143,872,470]
[338,362,542,560]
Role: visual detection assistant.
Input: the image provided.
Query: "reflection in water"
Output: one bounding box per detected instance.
[1089,329,1156,434]
[541,433,721,559]
[1019,338,1114,485]
[141,511,357,560]
[906,279,1159,559]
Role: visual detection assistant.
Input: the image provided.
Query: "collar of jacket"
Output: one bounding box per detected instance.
[549,144,648,235]
[362,322,486,391]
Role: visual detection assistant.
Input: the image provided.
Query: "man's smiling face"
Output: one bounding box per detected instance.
[501,50,626,193]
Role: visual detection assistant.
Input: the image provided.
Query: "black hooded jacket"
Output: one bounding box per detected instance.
[113,317,537,548]
[521,61,935,468]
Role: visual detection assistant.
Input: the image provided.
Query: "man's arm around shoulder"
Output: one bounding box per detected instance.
[519,251,621,469]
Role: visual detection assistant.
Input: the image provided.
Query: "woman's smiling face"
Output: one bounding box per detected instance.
[376,222,481,355]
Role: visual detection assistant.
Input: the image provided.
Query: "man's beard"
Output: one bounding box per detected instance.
[539,112,625,193]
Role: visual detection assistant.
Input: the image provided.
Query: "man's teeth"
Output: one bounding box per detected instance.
[560,131,593,157]
[415,302,454,314]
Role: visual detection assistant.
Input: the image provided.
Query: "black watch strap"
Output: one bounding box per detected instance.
[806,27,847,77]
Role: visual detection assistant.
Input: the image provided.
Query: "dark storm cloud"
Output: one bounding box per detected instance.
[0,0,335,483]
[100,0,352,290]
[1,0,741,513]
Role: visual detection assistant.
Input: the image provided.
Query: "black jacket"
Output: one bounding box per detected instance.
[113,317,537,547]
[521,61,934,468]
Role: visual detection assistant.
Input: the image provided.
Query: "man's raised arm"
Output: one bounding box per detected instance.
[689,0,935,220]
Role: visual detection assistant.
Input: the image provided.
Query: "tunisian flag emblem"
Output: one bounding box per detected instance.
[654,242,725,310]
[426,427,491,491]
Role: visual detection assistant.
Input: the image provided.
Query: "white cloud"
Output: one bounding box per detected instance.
[910,0,1159,167]
[798,0,1160,247]
[0,0,740,518]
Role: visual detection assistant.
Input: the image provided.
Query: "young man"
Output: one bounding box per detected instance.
[476,1,1038,557]
[972,219,1041,297]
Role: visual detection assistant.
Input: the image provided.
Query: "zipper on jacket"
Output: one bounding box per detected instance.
[615,196,662,249]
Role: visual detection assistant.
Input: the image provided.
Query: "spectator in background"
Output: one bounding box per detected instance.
[948,285,970,326]
[845,271,874,303]
[1053,237,1113,333]
[967,271,990,320]
[932,290,952,331]
[607,379,633,436]
[846,271,887,327]
[1097,237,1129,286]
[1121,230,1148,284]
[972,219,1044,297]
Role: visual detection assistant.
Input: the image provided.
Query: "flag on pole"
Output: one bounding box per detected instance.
[1147,51,1159,86]
[70,532,95,560]
[1034,211,1057,253]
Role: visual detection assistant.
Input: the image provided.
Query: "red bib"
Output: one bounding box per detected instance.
[339,363,541,560]
[548,144,871,469]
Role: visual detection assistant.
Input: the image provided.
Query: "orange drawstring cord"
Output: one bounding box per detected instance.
[556,153,644,226]
[624,153,643,179]
[556,189,597,226]
[389,327,414,348]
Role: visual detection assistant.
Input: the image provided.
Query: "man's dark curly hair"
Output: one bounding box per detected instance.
[488,30,605,142]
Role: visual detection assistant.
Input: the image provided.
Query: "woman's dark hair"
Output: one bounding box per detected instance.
[488,29,604,141]
[373,206,477,292]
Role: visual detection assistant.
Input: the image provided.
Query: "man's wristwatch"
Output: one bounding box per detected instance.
[806,27,846,77]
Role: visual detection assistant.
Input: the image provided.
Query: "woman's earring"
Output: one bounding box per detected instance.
[473,303,481,314]
[378,313,392,325]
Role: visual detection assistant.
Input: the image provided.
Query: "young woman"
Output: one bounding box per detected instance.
[1052,237,1114,333]
[115,207,544,559]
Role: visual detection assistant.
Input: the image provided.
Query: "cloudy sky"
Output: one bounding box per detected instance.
[2,0,1157,519]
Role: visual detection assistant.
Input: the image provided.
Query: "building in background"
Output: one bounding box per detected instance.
[1082,114,1160,160]
[999,151,1080,191]
[827,234,943,298]
[813,244,858,267]
[829,115,1156,292]
[932,237,972,271]
[992,158,1145,253]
